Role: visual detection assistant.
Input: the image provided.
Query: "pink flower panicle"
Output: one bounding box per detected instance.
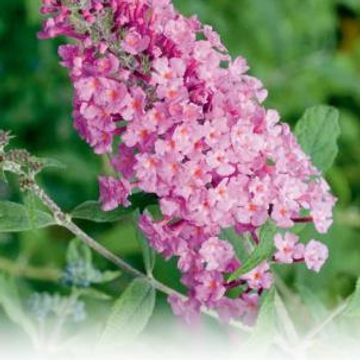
[40,0,336,324]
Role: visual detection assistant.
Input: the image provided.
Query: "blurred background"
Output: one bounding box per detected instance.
[0,0,360,343]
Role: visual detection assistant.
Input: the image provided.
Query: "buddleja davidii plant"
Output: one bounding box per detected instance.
[36,0,340,323]
[0,0,352,355]
[0,109,357,355]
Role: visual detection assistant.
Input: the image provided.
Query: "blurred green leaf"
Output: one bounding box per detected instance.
[80,288,112,301]
[229,222,277,281]
[244,288,276,356]
[343,278,360,317]
[295,105,340,173]
[274,291,299,344]
[297,284,329,324]
[66,238,92,265]
[339,0,360,13]
[100,271,122,283]
[0,201,55,232]
[98,278,156,347]
[296,283,338,338]
[25,0,42,25]
[0,273,37,341]
[256,288,276,331]
[99,221,140,256]
[134,211,155,276]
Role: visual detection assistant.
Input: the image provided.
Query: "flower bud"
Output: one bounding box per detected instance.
[0,130,12,150]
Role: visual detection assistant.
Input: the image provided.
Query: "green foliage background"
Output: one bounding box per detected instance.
[0,0,360,343]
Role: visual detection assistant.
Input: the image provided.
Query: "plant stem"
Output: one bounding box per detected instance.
[28,183,251,332]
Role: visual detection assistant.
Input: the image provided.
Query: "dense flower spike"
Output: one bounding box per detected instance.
[40,0,336,324]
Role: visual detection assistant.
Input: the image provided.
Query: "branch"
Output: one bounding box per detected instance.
[27,183,251,332]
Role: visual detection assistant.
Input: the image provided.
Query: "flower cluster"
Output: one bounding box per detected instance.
[40,0,336,324]
[274,232,329,272]
[29,292,86,323]
[61,259,103,288]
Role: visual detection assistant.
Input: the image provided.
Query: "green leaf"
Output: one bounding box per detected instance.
[274,291,299,344]
[66,238,92,265]
[80,288,112,301]
[343,278,360,318]
[100,271,122,283]
[71,201,133,223]
[134,212,155,276]
[295,105,340,173]
[296,284,337,337]
[255,288,276,335]
[0,273,37,341]
[243,288,276,356]
[98,278,156,347]
[228,222,277,281]
[23,192,38,231]
[0,201,55,232]
[297,284,330,323]
[71,192,158,223]
[25,0,42,25]
[220,227,248,262]
[339,0,360,13]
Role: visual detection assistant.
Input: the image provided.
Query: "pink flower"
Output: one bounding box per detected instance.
[274,232,304,264]
[111,144,136,179]
[229,56,249,76]
[271,202,294,228]
[241,293,260,326]
[121,87,146,121]
[96,79,130,114]
[74,77,101,102]
[235,201,268,227]
[304,240,329,272]
[138,212,184,258]
[203,25,226,51]
[121,28,150,55]
[242,262,273,290]
[194,271,226,304]
[152,57,186,85]
[168,295,200,324]
[99,176,131,211]
[199,237,234,272]
[216,298,246,323]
